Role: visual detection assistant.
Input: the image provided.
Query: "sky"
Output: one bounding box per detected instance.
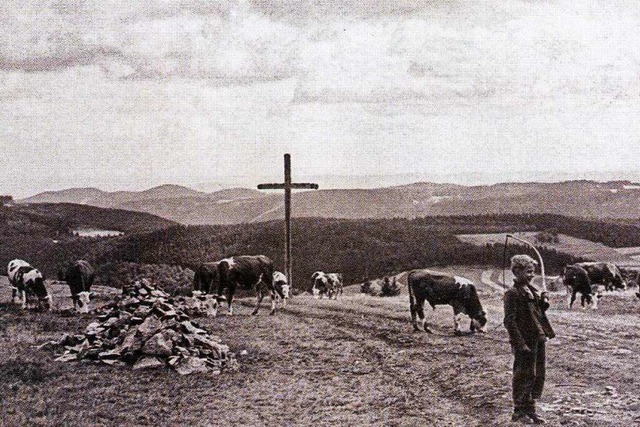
[1,0,639,198]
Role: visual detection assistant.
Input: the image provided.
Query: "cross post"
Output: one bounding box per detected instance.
[258,154,318,293]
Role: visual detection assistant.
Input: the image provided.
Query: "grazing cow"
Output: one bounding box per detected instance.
[273,271,290,306]
[193,256,283,316]
[407,269,487,335]
[311,271,331,299]
[7,259,51,310]
[58,260,95,313]
[217,255,283,316]
[575,262,626,291]
[326,273,344,300]
[562,264,599,309]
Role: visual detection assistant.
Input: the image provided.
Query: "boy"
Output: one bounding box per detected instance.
[503,254,555,424]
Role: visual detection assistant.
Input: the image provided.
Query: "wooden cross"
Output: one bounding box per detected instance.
[258,154,319,291]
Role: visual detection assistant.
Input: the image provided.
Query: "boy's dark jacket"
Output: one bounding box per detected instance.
[503,281,555,352]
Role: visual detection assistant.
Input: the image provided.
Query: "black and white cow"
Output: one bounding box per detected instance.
[562,264,599,309]
[7,259,51,310]
[193,255,283,316]
[326,273,344,300]
[58,260,95,313]
[311,271,332,299]
[273,271,290,306]
[575,262,626,292]
[407,269,487,335]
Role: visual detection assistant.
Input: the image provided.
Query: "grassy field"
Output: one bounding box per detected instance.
[1,272,640,426]
[456,231,635,263]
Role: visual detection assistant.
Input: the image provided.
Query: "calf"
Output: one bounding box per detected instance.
[59,260,95,313]
[273,271,290,307]
[7,259,51,310]
[408,269,487,335]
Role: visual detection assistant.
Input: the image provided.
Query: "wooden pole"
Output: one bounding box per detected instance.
[284,154,292,291]
[257,154,318,294]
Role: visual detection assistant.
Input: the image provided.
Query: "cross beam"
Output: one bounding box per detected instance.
[257,154,319,292]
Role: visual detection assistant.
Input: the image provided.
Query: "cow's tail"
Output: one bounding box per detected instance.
[407,271,416,308]
[218,260,230,295]
[192,267,203,293]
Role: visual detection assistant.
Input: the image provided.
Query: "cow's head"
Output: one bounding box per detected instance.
[585,292,600,310]
[612,275,626,290]
[192,291,219,317]
[76,291,91,314]
[470,310,487,333]
[201,294,219,317]
[26,272,52,311]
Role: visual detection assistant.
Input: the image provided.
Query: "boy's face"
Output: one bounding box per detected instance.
[513,264,535,283]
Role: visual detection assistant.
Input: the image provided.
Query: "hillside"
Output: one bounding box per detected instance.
[0,203,176,276]
[18,180,640,225]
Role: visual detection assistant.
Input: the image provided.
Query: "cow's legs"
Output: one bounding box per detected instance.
[11,286,18,303]
[21,289,27,309]
[227,287,234,316]
[410,297,419,331]
[252,288,264,315]
[568,290,577,309]
[453,312,465,335]
[415,299,431,333]
[452,303,467,335]
[269,290,277,315]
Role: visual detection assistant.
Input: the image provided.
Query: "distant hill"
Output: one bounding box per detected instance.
[17,180,640,225]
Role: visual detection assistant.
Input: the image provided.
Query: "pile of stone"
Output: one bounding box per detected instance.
[49,279,237,375]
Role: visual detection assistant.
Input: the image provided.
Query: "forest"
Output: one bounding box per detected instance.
[3,203,638,292]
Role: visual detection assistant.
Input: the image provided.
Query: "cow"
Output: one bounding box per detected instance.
[273,271,290,306]
[326,273,344,300]
[193,255,284,316]
[58,260,95,313]
[575,262,626,292]
[407,269,487,335]
[311,271,331,299]
[561,264,599,309]
[7,259,51,310]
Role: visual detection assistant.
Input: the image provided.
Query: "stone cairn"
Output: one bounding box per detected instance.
[49,279,237,375]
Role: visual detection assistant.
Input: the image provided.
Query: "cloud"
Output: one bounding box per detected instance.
[1,0,638,103]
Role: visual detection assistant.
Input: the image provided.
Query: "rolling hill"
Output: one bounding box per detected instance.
[17,180,640,225]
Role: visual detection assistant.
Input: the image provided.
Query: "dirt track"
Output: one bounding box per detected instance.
[1,277,640,426]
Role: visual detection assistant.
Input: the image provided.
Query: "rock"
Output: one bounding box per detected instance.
[65,339,90,354]
[85,322,102,336]
[137,315,163,340]
[176,357,209,375]
[181,321,206,335]
[142,332,174,357]
[99,349,122,359]
[55,352,78,362]
[133,356,163,370]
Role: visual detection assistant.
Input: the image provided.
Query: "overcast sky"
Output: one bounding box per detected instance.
[1,0,639,198]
